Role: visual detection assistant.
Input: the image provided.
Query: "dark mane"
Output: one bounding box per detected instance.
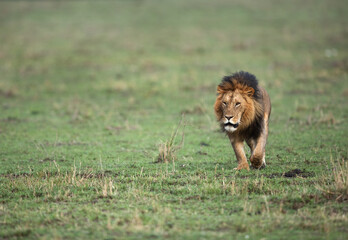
[240,111,264,140]
[220,71,261,101]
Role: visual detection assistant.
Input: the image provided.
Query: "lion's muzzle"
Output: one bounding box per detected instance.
[224,122,239,128]
[223,120,239,132]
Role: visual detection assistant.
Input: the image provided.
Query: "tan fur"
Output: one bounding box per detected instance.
[214,81,271,170]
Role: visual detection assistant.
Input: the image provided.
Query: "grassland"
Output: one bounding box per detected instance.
[0,0,347,239]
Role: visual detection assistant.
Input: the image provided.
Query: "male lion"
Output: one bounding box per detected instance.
[214,71,271,170]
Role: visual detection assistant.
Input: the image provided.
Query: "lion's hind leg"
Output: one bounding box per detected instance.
[261,154,266,167]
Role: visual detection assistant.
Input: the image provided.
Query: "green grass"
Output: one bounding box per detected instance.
[0,0,347,239]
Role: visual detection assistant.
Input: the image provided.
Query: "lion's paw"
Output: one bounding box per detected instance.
[234,163,250,171]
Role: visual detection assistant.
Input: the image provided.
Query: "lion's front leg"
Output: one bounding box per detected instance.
[247,135,267,169]
[231,140,250,170]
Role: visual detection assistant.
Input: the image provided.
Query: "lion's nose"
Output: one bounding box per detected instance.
[225,115,233,120]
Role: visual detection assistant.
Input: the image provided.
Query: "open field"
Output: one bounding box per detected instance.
[0,0,347,239]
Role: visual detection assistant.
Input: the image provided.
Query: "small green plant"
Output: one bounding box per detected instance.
[157,116,185,163]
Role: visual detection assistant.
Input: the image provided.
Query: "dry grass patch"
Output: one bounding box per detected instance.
[156,116,185,163]
[316,157,348,202]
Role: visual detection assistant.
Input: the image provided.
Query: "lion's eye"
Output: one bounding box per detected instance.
[235,102,241,107]
[222,102,227,106]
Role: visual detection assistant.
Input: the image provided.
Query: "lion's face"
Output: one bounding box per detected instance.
[214,80,256,133]
[215,87,255,133]
[220,90,247,132]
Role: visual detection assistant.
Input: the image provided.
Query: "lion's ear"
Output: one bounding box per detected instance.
[244,87,255,97]
[217,85,224,94]
[214,97,223,120]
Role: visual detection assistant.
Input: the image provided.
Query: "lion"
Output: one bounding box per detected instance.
[214,71,271,170]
